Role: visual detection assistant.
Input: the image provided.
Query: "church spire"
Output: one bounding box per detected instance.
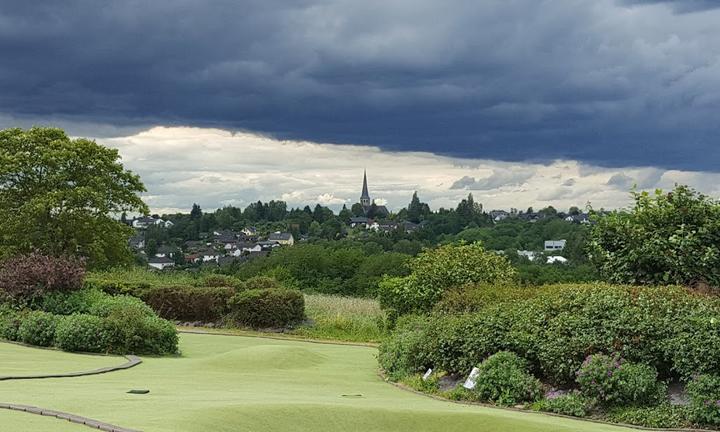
[360,170,371,207]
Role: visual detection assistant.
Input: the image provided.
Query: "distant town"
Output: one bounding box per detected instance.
[125,171,593,271]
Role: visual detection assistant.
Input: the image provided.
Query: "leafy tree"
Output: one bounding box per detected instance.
[589,185,720,288]
[338,204,352,222]
[0,127,147,268]
[377,242,517,314]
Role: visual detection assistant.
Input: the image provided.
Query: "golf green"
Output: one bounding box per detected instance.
[0,333,633,431]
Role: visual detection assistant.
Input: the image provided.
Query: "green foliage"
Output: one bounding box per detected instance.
[227,289,305,328]
[471,352,542,406]
[37,289,109,315]
[516,263,598,286]
[235,243,409,296]
[0,306,23,341]
[589,185,720,287]
[18,311,58,347]
[139,286,235,322]
[377,315,433,380]
[576,354,665,406]
[88,294,156,318]
[200,274,244,288]
[687,374,720,426]
[400,373,441,394]
[54,314,110,353]
[242,276,283,291]
[0,127,148,268]
[605,404,689,429]
[535,393,592,417]
[380,283,720,386]
[102,307,178,355]
[377,242,516,315]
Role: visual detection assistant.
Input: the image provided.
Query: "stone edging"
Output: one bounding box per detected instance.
[0,402,141,432]
[0,354,141,381]
[377,369,714,432]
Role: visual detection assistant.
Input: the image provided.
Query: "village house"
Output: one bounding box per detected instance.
[148,256,175,270]
[132,216,174,229]
[268,232,294,246]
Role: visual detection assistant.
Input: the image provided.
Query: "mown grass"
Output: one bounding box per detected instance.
[0,333,634,432]
[290,294,389,343]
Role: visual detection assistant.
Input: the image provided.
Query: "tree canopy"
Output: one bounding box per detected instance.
[0,127,148,268]
[589,185,720,288]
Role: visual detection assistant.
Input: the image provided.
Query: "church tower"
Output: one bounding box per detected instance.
[360,170,371,208]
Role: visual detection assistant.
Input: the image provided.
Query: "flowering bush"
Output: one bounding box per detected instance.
[0,253,85,303]
[686,374,720,426]
[576,354,665,406]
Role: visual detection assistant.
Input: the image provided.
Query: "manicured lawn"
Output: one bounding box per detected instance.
[0,333,633,432]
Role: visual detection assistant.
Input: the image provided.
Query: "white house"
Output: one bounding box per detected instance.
[544,240,567,251]
[133,216,173,229]
[547,256,569,264]
[517,250,538,261]
[148,256,175,270]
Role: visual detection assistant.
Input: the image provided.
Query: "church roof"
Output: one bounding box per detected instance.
[361,170,370,199]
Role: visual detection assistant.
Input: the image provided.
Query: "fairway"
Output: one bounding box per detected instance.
[0,333,634,432]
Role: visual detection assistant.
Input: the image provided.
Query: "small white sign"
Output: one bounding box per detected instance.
[422,368,433,381]
[463,367,480,389]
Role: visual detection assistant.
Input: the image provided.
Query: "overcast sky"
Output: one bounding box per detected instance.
[1,1,719,212]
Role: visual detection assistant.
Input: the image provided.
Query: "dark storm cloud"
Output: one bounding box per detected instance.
[0,0,719,171]
[622,1,720,13]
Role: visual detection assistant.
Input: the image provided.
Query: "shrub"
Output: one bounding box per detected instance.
[535,392,592,417]
[377,243,516,315]
[199,274,243,289]
[606,405,689,429]
[576,354,665,406]
[18,311,58,347]
[139,286,234,322]
[687,374,720,426]
[37,289,109,315]
[378,315,433,380]
[88,294,155,318]
[227,288,304,328]
[54,314,110,353]
[103,307,178,355]
[0,306,24,341]
[0,253,85,302]
[472,351,542,406]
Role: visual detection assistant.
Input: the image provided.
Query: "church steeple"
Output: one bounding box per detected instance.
[360,170,371,207]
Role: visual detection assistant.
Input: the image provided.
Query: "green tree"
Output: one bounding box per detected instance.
[0,127,148,268]
[378,242,517,314]
[589,185,720,287]
[190,203,202,220]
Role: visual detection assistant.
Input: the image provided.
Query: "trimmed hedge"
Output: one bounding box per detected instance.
[227,289,305,328]
[687,374,720,426]
[139,286,235,322]
[576,354,666,407]
[379,283,720,385]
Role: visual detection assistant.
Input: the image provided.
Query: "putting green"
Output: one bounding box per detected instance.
[0,333,633,432]
[0,342,124,377]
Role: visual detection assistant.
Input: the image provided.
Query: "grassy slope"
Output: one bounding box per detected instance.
[291,294,388,342]
[0,333,633,432]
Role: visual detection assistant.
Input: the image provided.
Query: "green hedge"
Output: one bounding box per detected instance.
[54,314,110,352]
[227,289,305,328]
[379,283,720,385]
[470,351,542,406]
[138,286,235,322]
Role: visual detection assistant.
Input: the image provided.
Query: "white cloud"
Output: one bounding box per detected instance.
[96,126,720,214]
